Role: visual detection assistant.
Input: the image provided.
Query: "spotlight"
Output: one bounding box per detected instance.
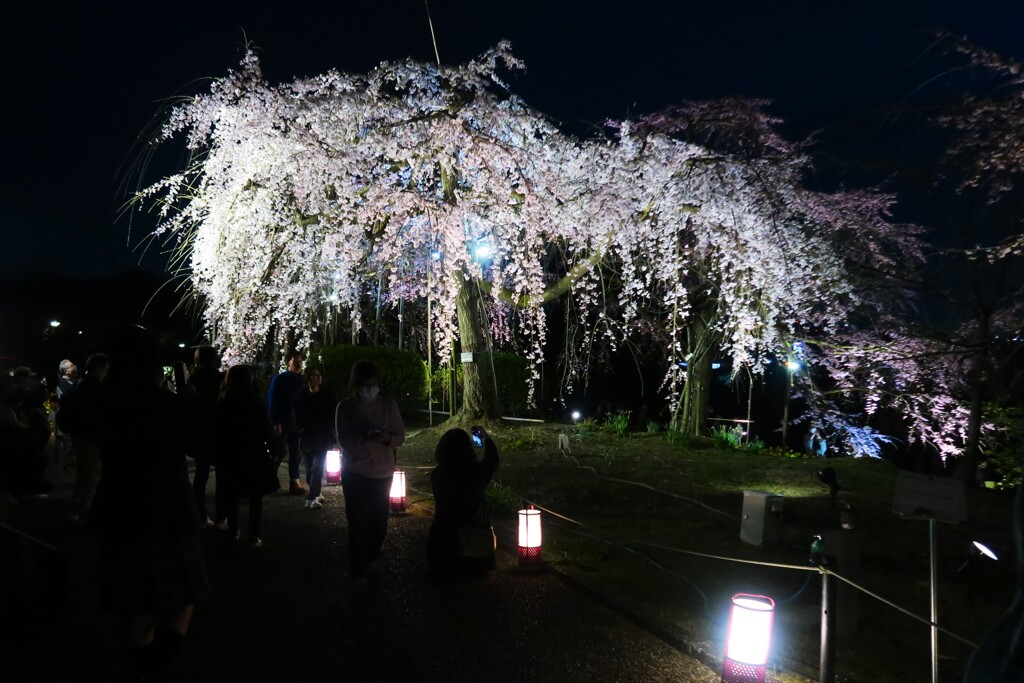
[957,540,999,575]
[571,410,581,422]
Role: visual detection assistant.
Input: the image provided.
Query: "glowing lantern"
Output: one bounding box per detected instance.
[389,469,407,511]
[722,594,775,683]
[325,449,341,484]
[517,507,542,566]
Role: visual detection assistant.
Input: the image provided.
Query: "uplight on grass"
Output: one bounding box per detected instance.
[722,594,774,683]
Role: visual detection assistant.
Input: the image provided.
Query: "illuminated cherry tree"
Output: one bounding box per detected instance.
[136,45,958,453]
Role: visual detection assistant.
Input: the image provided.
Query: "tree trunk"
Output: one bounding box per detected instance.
[451,279,500,424]
[957,313,992,484]
[676,318,717,437]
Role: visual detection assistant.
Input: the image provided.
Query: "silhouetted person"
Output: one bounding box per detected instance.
[57,352,109,520]
[216,364,277,548]
[54,358,78,461]
[427,427,499,581]
[335,360,405,595]
[89,326,205,682]
[187,346,225,526]
[0,367,51,495]
[294,367,335,510]
[267,350,306,495]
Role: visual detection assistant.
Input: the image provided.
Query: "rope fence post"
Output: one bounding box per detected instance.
[820,568,836,683]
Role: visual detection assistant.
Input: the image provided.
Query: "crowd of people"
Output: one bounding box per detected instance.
[1,330,501,682]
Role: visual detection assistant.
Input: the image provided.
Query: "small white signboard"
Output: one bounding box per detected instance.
[893,472,967,523]
[460,352,474,363]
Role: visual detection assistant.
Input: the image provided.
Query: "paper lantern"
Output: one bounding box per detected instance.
[325,449,341,484]
[517,507,542,566]
[389,469,407,512]
[722,594,775,683]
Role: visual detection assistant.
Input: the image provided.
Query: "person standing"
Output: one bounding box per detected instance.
[335,361,405,594]
[216,365,277,548]
[267,350,306,495]
[57,353,108,521]
[294,367,335,510]
[186,346,224,527]
[89,326,205,682]
[54,358,78,462]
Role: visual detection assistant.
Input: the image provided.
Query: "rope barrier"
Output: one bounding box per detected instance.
[0,523,59,553]
[407,450,981,652]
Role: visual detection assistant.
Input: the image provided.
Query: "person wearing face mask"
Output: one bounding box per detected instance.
[335,360,406,595]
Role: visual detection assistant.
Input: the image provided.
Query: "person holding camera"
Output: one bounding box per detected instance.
[426,426,499,581]
[335,360,405,595]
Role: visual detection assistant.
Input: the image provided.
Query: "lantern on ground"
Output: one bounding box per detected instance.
[722,594,775,683]
[390,469,407,511]
[517,507,542,567]
[325,449,341,484]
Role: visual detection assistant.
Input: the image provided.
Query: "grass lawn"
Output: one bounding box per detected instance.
[398,419,1016,683]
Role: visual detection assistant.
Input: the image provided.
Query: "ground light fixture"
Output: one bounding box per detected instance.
[324,449,341,485]
[389,469,407,512]
[571,410,581,422]
[957,540,999,575]
[517,506,542,567]
[722,594,775,683]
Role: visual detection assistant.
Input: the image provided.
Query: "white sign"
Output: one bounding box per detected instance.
[893,472,967,523]
[460,352,474,363]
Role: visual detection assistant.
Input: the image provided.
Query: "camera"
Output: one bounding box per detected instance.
[471,425,483,448]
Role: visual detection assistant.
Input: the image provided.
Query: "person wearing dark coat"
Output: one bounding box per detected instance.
[58,352,108,520]
[216,365,277,548]
[89,326,205,683]
[267,350,307,495]
[186,346,224,526]
[293,367,335,510]
[426,427,499,581]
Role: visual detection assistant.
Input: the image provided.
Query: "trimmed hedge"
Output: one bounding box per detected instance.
[315,345,428,410]
[429,351,534,416]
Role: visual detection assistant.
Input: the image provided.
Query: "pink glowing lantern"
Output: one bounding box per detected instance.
[517,507,542,566]
[722,594,775,683]
[325,449,342,485]
[389,469,407,512]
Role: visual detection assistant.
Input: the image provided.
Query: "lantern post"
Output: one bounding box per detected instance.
[389,469,407,512]
[722,594,775,683]
[517,506,542,567]
[324,448,342,485]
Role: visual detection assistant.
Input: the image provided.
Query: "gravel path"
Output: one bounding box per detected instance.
[3,465,720,683]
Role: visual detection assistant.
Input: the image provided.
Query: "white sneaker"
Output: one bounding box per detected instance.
[306,499,323,510]
[315,495,326,504]
[249,537,263,549]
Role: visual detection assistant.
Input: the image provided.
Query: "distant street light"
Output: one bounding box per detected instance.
[178,343,186,349]
[49,320,61,328]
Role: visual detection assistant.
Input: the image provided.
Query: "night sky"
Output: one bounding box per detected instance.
[2,0,1023,280]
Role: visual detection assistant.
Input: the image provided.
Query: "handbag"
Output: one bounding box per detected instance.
[458,524,496,559]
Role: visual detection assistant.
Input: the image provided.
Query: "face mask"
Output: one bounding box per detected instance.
[359,385,380,400]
